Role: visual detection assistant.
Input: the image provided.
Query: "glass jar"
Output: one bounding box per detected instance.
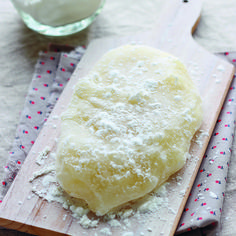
[10,0,105,36]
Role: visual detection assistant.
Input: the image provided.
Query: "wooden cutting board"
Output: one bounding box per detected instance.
[0,0,234,235]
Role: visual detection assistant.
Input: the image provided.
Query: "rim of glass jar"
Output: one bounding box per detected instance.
[12,0,105,37]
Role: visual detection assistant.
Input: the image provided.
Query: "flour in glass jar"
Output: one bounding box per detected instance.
[11,0,103,26]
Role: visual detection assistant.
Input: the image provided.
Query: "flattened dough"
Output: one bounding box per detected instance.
[56,45,202,216]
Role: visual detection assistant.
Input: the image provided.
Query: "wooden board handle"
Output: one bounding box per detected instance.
[151,0,202,52]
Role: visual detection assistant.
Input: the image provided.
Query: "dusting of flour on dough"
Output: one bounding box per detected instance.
[56,44,203,216]
[29,150,170,231]
[29,44,203,234]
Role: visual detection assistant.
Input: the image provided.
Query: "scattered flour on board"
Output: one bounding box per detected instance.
[28,116,199,236]
[29,164,55,183]
[28,149,174,234]
[36,146,50,166]
[194,130,209,147]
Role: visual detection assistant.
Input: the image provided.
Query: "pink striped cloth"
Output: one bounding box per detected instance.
[0,44,85,202]
[176,52,236,235]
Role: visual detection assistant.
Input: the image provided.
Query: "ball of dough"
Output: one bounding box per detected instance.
[56,45,202,216]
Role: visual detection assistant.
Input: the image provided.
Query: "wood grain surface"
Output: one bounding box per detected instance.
[0,0,234,235]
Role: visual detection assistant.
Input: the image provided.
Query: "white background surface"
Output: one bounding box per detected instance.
[0,0,236,235]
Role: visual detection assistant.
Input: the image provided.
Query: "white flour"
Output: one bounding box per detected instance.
[27,119,210,234]
[12,0,103,26]
[29,151,171,232]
